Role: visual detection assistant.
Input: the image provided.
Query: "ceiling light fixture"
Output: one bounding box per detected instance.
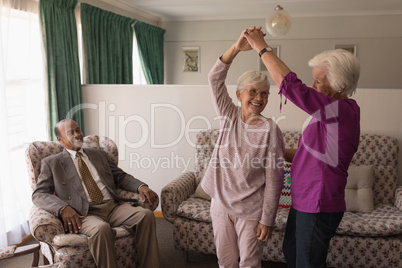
[265,5,292,38]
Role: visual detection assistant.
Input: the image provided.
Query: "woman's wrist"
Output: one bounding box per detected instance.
[232,43,242,53]
[255,44,268,53]
[221,44,240,64]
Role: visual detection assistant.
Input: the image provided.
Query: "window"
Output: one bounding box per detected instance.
[0,2,48,246]
[76,5,146,85]
[133,32,147,85]
[4,11,48,146]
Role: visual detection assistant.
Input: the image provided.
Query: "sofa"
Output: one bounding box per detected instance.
[26,135,158,267]
[161,129,402,267]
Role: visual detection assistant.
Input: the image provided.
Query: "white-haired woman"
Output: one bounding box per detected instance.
[201,30,285,267]
[245,27,361,267]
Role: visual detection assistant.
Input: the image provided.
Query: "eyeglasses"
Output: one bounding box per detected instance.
[242,88,270,98]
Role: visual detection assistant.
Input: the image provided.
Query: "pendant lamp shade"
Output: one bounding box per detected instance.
[265,5,291,37]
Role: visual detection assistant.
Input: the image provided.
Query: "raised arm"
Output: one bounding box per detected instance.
[243,26,291,87]
[221,28,257,64]
[209,28,260,119]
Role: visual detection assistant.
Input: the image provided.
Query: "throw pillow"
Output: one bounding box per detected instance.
[345,165,375,212]
[191,181,211,200]
[279,162,292,208]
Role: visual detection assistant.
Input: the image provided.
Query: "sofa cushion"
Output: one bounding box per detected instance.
[345,165,375,212]
[177,197,212,222]
[336,204,402,236]
[274,205,402,236]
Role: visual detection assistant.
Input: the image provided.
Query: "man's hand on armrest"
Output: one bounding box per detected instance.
[138,185,159,207]
[60,206,84,234]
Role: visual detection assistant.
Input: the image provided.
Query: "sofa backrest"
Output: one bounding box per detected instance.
[349,134,399,205]
[25,135,118,192]
[194,129,220,185]
[195,129,399,206]
[282,131,399,206]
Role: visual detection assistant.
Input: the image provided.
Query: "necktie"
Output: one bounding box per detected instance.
[76,152,104,203]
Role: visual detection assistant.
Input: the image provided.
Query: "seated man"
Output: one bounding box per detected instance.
[32,119,160,268]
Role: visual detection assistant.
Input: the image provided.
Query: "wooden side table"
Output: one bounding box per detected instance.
[0,243,40,267]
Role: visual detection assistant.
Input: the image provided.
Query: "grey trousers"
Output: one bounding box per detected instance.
[80,200,160,268]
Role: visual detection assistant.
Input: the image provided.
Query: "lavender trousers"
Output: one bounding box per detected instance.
[210,199,264,268]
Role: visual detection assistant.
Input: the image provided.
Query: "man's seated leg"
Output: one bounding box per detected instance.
[80,200,122,268]
[80,214,117,268]
[109,202,160,268]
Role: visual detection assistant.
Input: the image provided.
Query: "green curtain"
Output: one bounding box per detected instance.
[134,21,166,84]
[81,4,135,84]
[39,0,83,141]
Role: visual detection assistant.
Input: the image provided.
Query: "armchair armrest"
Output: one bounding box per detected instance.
[161,172,197,223]
[29,205,64,245]
[395,186,402,210]
[116,189,159,211]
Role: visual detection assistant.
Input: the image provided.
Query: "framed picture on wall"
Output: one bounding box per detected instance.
[335,44,357,56]
[183,46,200,72]
[259,45,279,72]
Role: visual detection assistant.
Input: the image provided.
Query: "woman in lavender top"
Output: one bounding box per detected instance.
[244,27,361,267]
[201,30,285,267]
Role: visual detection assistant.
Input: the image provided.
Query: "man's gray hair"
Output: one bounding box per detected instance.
[54,119,70,137]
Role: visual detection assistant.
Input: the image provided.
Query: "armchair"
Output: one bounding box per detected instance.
[26,135,158,267]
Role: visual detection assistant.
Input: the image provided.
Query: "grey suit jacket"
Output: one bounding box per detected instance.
[32,148,144,218]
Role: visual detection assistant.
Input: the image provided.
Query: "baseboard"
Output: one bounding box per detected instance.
[154,210,164,218]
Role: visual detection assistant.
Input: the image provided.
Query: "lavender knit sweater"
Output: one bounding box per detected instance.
[201,59,284,227]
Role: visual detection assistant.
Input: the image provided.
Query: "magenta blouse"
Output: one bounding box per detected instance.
[280,72,360,213]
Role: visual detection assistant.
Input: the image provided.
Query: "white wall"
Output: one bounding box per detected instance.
[82,84,402,210]
[163,15,402,88]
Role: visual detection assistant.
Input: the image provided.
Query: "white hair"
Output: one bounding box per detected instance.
[308,49,360,97]
[236,70,269,91]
